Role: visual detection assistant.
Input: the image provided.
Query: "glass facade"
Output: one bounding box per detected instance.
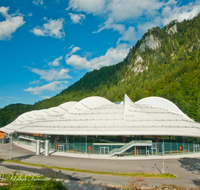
[14,133,200,156]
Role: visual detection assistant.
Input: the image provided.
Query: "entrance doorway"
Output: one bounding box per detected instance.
[100,147,109,154]
[58,144,64,152]
[194,144,199,152]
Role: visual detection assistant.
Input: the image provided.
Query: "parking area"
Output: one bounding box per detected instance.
[0,143,200,189]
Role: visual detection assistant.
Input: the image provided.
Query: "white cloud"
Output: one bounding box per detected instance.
[41,96,51,99]
[65,44,129,70]
[106,0,164,22]
[29,80,40,84]
[95,17,125,34]
[30,68,71,81]
[28,13,33,17]
[68,0,164,32]
[65,55,89,70]
[162,2,200,25]
[136,1,200,34]
[117,26,137,45]
[67,0,106,15]
[25,81,68,95]
[31,18,65,39]
[68,44,74,49]
[69,13,85,24]
[32,0,44,6]
[0,6,25,40]
[49,56,63,66]
[71,46,81,53]
[6,96,19,100]
[66,45,81,58]
[0,97,3,100]
[137,22,159,34]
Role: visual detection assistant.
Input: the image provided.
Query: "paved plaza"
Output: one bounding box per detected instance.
[0,143,200,189]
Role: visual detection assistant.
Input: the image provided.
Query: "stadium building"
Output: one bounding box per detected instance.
[1,94,200,156]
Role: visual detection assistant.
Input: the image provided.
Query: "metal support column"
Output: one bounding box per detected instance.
[65,135,68,152]
[10,134,13,160]
[193,137,195,153]
[146,146,147,156]
[161,136,165,174]
[85,135,87,154]
[45,140,49,156]
[162,144,165,174]
[36,140,41,155]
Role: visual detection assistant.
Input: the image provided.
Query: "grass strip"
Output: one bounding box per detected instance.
[0,159,176,179]
[0,173,66,190]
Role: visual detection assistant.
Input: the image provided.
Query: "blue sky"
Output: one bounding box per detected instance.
[0,0,199,108]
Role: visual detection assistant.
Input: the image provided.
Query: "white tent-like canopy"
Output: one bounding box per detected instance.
[1,94,200,137]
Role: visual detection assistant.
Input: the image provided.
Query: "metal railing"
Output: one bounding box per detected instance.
[110,140,152,157]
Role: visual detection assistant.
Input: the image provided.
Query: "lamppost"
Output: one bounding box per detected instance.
[162,144,165,174]
[10,133,13,160]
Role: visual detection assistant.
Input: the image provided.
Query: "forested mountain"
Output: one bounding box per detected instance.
[1,14,200,127]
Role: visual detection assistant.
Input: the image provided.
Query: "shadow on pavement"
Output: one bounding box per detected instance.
[178,157,200,187]
[49,150,57,155]
[178,158,200,175]
[14,154,35,162]
[192,179,200,187]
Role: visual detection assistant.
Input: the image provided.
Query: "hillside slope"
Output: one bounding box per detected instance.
[0,14,200,127]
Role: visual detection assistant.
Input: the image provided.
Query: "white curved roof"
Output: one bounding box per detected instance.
[1,95,200,137]
[68,96,114,114]
[59,101,77,111]
[136,97,190,119]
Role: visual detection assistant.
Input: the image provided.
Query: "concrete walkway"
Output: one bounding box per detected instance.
[0,143,200,189]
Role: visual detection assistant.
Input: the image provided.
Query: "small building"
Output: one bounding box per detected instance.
[1,94,200,156]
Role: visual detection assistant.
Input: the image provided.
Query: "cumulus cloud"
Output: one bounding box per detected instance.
[71,46,81,53]
[32,0,44,6]
[30,68,71,81]
[66,45,81,58]
[137,22,159,34]
[65,55,89,70]
[28,13,33,17]
[29,80,40,84]
[67,0,106,15]
[162,2,200,25]
[117,26,137,45]
[0,6,25,40]
[67,0,163,19]
[49,56,63,66]
[68,45,81,53]
[95,17,125,34]
[25,81,68,95]
[31,18,65,39]
[69,13,85,24]
[0,97,3,100]
[106,0,164,22]
[68,0,164,32]
[65,44,129,70]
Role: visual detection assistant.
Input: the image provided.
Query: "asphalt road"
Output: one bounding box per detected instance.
[0,143,200,189]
